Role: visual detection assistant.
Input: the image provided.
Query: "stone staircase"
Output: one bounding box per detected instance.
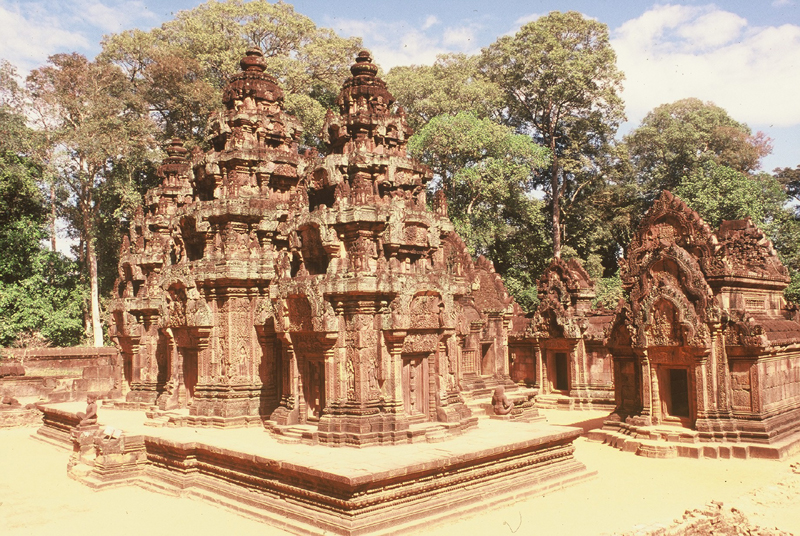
[585,422,797,459]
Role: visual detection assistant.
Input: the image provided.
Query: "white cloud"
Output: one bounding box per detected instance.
[442,26,476,50]
[612,4,800,127]
[73,0,157,34]
[422,15,439,30]
[0,2,90,73]
[0,0,157,74]
[772,0,794,7]
[331,17,477,70]
[675,11,746,49]
[502,12,544,37]
[514,13,543,26]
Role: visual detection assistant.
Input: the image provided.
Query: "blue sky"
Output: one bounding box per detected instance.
[2,0,799,171]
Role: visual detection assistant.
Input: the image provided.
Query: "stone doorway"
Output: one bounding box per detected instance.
[657,366,691,424]
[546,351,570,394]
[555,352,569,391]
[480,343,493,376]
[303,359,325,422]
[181,349,198,406]
[402,356,429,422]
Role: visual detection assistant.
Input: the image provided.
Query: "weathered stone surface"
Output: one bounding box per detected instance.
[0,347,122,412]
[591,191,800,457]
[109,49,533,442]
[509,258,615,410]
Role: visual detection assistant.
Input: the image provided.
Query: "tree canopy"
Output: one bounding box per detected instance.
[385,53,503,132]
[409,111,551,310]
[0,101,84,347]
[481,11,625,260]
[100,0,362,146]
[25,53,158,346]
[625,98,772,201]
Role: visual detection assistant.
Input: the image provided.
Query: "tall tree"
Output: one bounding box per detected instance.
[409,112,551,310]
[625,98,772,200]
[481,11,625,259]
[774,165,800,210]
[385,53,503,132]
[673,162,785,230]
[0,103,84,347]
[26,53,157,346]
[100,0,362,147]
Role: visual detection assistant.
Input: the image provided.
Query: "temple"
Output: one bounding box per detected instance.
[590,191,800,458]
[108,49,535,444]
[25,49,593,535]
[509,258,615,410]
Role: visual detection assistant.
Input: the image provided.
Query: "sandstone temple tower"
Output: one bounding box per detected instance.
[109,49,529,445]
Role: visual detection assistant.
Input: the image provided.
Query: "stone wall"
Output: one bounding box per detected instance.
[0,347,122,403]
[759,352,800,414]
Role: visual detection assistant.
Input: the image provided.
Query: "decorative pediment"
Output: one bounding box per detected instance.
[710,218,790,282]
[623,191,716,289]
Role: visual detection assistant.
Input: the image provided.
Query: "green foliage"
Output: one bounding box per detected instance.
[593,272,623,310]
[385,53,503,132]
[672,161,800,304]
[0,250,85,347]
[785,271,800,304]
[0,128,84,347]
[774,165,800,211]
[673,162,785,229]
[409,112,551,310]
[480,11,625,258]
[100,0,362,147]
[625,98,771,199]
[25,53,158,345]
[502,271,540,312]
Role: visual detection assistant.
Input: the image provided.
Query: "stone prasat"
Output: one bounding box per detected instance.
[19,47,800,535]
[108,48,535,443]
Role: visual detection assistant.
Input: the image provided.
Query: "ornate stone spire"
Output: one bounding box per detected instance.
[323,50,412,156]
[198,46,305,200]
[221,47,284,110]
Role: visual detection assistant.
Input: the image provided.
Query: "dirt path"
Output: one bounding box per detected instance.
[1,412,799,536]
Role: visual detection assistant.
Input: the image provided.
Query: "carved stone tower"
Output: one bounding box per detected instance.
[110,49,530,440]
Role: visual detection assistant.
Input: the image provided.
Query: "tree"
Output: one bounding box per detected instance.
[774,165,800,209]
[0,109,84,347]
[672,161,800,303]
[408,112,551,310]
[385,53,503,132]
[625,98,772,200]
[674,162,785,229]
[26,53,157,346]
[100,0,362,147]
[481,11,625,259]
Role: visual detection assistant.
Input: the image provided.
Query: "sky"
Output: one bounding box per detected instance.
[1,0,799,172]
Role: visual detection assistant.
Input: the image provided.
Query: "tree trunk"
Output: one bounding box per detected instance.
[551,155,561,259]
[86,235,103,347]
[50,184,57,252]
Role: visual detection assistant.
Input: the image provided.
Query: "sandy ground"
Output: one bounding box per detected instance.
[1,410,799,536]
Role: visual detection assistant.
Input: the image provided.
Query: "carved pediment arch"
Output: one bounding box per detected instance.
[409,291,444,330]
[442,232,473,278]
[635,286,710,348]
[624,191,717,287]
[631,245,713,316]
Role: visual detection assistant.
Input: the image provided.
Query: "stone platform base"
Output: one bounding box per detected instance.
[535,393,616,411]
[0,407,41,428]
[36,403,594,536]
[588,421,800,460]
